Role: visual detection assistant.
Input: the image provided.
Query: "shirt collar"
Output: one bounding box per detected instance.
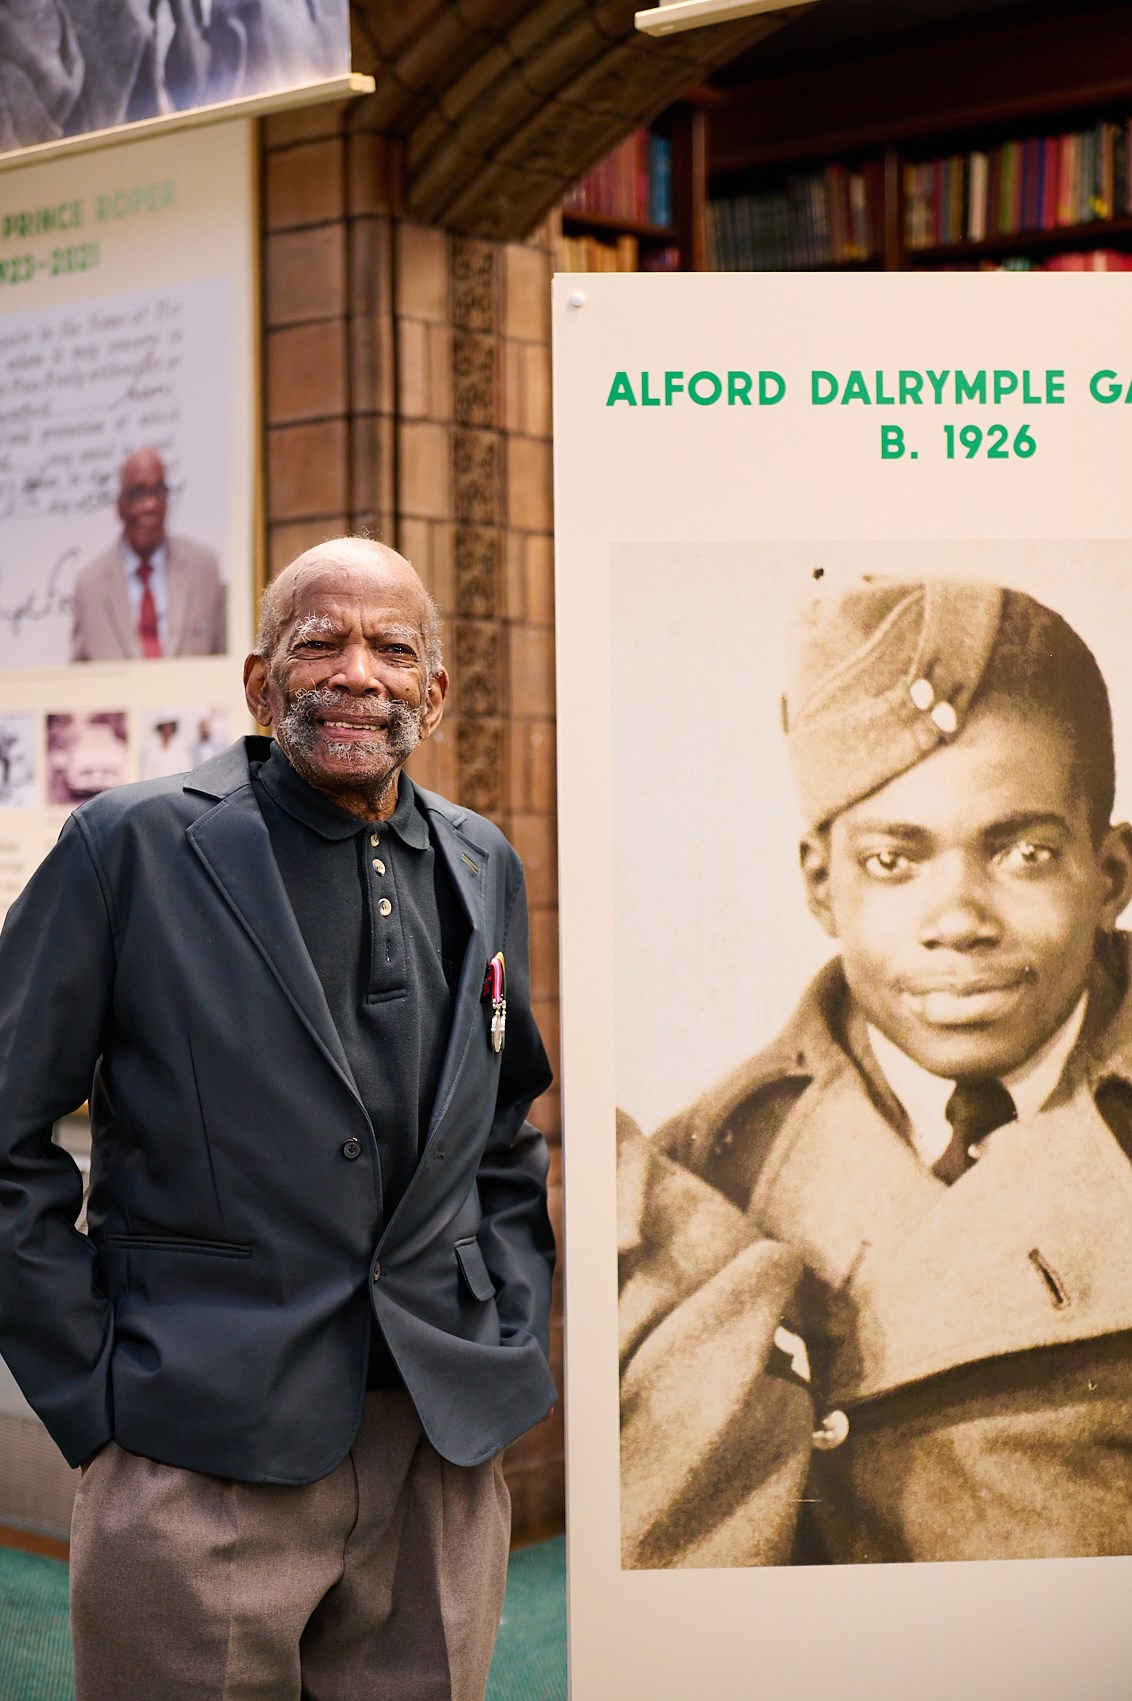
[121,538,166,572]
[867,994,1088,1169]
[257,742,428,847]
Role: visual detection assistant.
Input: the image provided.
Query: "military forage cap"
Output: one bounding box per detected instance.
[783,577,1005,827]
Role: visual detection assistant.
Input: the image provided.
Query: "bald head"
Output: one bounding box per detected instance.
[244,534,448,820]
[117,446,169,556]
[119,446,166,497]
[255,538,443,681]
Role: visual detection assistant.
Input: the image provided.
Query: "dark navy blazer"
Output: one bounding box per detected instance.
[0,739,556,1482]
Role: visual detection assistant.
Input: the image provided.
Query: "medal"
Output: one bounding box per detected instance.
[482,952,507,1053]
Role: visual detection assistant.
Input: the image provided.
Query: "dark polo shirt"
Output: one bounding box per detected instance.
[251,743,466,1387]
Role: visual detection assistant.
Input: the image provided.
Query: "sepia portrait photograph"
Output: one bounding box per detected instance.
[614,540,1132,1573]
[46,709,128,805]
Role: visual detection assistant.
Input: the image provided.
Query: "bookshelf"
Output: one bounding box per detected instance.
[701,7,1132,274]
[557,97,718,274]
[559,127,680,273]
[556,10,1132,276]
[709,119,1132,272]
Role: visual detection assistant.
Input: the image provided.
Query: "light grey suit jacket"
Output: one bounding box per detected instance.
[70,535,227,661]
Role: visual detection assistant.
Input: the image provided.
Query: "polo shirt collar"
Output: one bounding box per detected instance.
[257,741,428,847]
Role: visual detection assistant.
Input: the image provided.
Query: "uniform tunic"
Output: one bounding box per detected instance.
[631,938,1132,1564]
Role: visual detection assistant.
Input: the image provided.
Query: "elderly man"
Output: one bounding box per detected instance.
[0,537,556,1699]
[70,446,226,661]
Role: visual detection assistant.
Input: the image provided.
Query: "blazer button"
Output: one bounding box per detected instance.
[372,1262,381,1282]
[341,1139,362,1160]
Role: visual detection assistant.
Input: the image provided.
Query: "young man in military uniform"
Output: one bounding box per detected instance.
[619,578,1132,1568]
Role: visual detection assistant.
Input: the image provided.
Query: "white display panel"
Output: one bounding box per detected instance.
[554,271,1132,1700]
[0,120,256,916]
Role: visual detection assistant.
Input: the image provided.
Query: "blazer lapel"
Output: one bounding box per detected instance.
[164,540,190,655]
[185,780,362,1107]
[419,805,493,1147]
[103,547,140,658]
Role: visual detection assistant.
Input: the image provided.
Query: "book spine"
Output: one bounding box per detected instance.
[969,151,987,243]
[651,135,672,229]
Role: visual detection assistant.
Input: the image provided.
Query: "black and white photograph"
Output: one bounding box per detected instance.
[137,703,228,779]
[0,714,37,809]
[45,709,128,805]
[614,543,1132,1572]
[0,0,350,154]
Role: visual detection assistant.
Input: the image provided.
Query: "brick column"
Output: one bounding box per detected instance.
[261,114,564,1536]
[395,218,563,1535]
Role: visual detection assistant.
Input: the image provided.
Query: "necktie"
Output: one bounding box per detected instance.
[934,1077,1017,1184]
[136,559,163,658]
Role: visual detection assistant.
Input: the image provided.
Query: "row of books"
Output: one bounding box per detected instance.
[708,163,882,270]
[562,130,674,229]
[555,234,681,272]
[945,249,1132,272]
[905,122,1132,249]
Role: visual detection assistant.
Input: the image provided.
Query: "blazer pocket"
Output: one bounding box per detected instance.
[454,1236,497,1302]
[103,1234,252,1258]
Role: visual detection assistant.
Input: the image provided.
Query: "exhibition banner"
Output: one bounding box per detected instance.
[553,272,1132,1699]
[0,119,255,915]
[0,0,350,157]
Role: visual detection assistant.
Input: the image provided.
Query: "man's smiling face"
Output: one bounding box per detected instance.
[801,700,1132,1079]
[244,548,447,819]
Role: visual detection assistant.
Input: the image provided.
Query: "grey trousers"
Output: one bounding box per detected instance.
[69,1390,511,1701]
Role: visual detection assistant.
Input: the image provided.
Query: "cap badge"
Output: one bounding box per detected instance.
[909,676,958,736]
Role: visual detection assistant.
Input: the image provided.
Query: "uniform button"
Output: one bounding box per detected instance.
[341,1139,361,1160]
[372,858,386,875]
[930,699,958,735]
[370,833,379,848]
[372,1262,381,1282]
[378,897,392,917]
[812,1409,850,1450]
[909,677,935,711]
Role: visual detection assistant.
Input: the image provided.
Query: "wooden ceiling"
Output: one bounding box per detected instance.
[348,0,797,237]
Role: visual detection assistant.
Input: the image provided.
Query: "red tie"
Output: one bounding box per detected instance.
[136,558,162,658]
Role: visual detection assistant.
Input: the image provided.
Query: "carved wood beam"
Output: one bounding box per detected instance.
[350,0,788,239]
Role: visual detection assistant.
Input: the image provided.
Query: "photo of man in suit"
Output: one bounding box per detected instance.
[70,445,226,662]
[0,536,555,1696]
[619,575,1132,1570]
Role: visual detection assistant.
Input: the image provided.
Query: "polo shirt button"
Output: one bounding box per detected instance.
[378,898,392,917]
[341,1139,361,1160]
[370,833,379,847]
[372,858,386,875]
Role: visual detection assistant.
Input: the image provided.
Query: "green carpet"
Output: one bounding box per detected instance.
[487,1534,567,1701]
[0,1549,72,1701]
[0,1535,566,1700]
